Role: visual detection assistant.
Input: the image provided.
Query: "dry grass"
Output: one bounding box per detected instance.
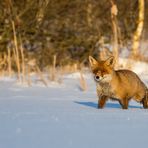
[12,21,21,82]
[50,55,56,81]
[79,70,88,91]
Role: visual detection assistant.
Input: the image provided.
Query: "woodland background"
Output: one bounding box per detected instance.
[0,0,148,70]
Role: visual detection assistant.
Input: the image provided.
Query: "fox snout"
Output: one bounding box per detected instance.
[94,75,101,82]
[94,73,112,83]
[94,74,104,82]
[94,75,100,81]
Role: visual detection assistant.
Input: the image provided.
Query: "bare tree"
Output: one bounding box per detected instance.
[110,0,119,66]
[132,0,145,58]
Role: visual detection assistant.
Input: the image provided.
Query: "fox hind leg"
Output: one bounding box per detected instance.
[141,90,148,109]
[119,98,129,109]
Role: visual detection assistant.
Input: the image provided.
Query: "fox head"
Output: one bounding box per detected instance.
[89,56,115,83]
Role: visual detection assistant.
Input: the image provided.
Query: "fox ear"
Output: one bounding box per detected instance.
[89,56,98,70]
[104,56,115,68]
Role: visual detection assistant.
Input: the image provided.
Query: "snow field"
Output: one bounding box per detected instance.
[0,62,148,148]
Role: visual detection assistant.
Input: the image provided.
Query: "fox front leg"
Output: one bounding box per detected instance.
[98,95,108,109]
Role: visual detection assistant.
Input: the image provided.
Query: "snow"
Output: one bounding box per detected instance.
[0,65,148,148]
[119,58,148,74]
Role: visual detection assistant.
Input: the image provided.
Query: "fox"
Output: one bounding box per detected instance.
[89,56,148,109]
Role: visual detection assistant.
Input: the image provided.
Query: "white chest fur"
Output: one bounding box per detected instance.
[96,82,115,97]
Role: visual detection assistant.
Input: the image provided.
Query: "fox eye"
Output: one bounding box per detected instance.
[95,75,100,81]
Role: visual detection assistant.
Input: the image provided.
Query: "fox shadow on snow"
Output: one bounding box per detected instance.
[74,101,142,109]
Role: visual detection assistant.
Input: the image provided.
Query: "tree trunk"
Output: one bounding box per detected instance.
[110,0,119,67]
[132,0,145,58]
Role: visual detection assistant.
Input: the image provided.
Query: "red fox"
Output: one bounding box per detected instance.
[89,56,148,109]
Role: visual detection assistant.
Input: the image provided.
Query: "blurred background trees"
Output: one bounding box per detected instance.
[0,0,148,69]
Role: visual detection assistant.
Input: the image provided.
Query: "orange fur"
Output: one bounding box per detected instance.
[89,56,148,109]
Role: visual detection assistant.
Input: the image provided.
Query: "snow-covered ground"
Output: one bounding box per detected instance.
[0,64,148,148]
